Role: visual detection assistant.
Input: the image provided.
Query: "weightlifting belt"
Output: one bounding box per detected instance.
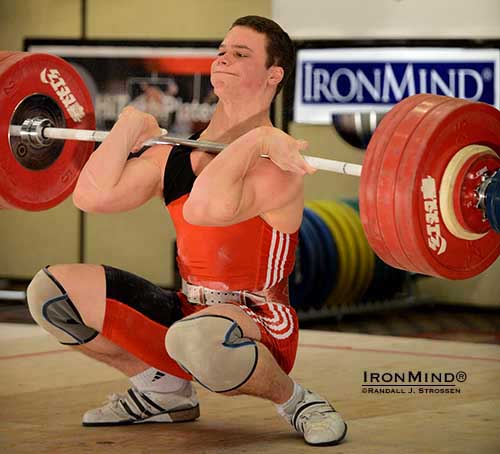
[182,280,265,306]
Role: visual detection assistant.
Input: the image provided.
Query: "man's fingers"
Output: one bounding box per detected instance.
[297,139,309,151]
[304,161,317,174]
[295,139,316,173]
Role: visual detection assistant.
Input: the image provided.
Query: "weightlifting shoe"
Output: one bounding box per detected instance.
[285,389,347,446]
[82,382,200,426]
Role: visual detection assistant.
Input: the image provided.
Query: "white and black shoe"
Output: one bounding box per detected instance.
[287,389,347,446]
[82,382,200,426]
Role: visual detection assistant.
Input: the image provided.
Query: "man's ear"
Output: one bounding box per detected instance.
[268,66,284,87]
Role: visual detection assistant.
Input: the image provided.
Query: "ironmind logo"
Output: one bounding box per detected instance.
[301,61,494,105]
[362,370,467,395]
[364,370,467,384]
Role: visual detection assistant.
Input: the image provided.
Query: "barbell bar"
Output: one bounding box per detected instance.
[8,121,363,177]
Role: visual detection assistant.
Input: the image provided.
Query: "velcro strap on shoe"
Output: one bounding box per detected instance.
[137,391,168,413]
[127,389,155,417]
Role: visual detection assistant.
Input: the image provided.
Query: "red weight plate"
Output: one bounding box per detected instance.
[377,95,459,273]
[394,98,470,276]
[360,94,434,269]
[0,52,95,211]
[396,100,500,279]
[0,53,33,209]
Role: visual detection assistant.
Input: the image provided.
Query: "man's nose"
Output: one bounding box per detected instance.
[217,53,230,65]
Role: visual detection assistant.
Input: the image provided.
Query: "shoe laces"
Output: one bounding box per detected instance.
[91,392,134,419]
[298,406,335,432]
[105,393,125,405]
[294,399,336,433]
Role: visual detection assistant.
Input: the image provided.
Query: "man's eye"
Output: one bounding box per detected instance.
[236,53,247,57]
[217,51,225,56]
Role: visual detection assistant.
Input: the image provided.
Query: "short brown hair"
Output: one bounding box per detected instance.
[231,15,295,98]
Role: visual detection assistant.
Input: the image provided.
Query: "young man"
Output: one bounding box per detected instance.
[26,16,347,446]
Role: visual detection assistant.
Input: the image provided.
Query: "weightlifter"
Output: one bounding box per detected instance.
[26,15,347,446]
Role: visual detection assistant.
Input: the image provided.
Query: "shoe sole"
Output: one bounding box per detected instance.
[82,404,200,427]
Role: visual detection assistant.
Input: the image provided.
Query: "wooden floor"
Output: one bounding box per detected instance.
[1,323,499,453]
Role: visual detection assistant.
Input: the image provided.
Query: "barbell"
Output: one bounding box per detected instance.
[1,52,499,280]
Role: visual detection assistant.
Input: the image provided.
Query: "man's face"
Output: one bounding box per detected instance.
[211,26,272,98]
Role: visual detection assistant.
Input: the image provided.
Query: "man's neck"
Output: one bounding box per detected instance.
[201,99,273,144]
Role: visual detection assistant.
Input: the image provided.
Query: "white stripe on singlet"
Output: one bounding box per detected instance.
[278,234,290,283]
[264,230,291,289]
[264,229,278,289]
[271,232,284,287]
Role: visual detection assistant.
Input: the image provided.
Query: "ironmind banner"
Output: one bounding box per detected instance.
[294,48,500,124]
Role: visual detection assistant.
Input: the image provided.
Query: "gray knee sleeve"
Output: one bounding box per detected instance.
[165,315,258,393]
[26,267,98,345]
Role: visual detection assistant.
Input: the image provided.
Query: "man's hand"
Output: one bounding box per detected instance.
[118,106,166,152]
[260,126,317,175]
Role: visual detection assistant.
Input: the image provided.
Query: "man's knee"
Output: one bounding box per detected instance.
[26,267,99,345]
[165,315,258,393]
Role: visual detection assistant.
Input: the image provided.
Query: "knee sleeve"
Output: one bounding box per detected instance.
[165,315,258,393]
[26,267,99,345]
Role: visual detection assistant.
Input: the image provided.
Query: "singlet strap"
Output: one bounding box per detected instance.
[163,131,202,206]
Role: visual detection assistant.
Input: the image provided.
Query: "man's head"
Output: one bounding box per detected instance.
[211,16,294,102]
[230,16,294,98]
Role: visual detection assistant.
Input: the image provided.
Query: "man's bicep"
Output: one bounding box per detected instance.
[235,169,302,222]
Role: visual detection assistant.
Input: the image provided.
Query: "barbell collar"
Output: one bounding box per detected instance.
[18,118,54,148]
[476,171,496,212]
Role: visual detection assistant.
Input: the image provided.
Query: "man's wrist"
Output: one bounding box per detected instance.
[255,125,274,156]
[109,116,143,152]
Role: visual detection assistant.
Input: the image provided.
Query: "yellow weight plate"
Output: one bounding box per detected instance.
[321,201,360,306]
[314,200,357,307]
[335,201,365,304]
[341,198,376,303]
[341,201,375,303]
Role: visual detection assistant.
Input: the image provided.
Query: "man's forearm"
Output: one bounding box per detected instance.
[75,118,141,193]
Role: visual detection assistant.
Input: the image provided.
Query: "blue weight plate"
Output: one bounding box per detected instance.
[304,207,339,309]
[289,214,316,311]
[298,213,321,311]
[302,209,327,310]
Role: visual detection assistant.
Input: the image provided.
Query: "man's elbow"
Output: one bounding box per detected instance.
[182,200,210,225]
[72,186,106,213]
[183,199,237,226]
